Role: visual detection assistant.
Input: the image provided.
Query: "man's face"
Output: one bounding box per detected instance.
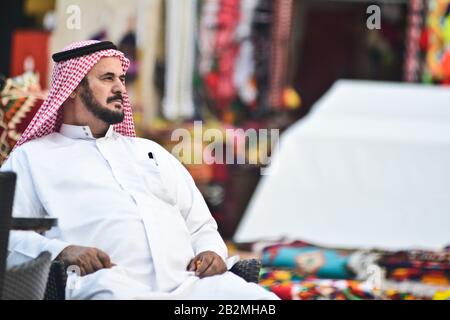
[79,57,126,125]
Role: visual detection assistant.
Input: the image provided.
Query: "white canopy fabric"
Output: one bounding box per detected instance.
[234,80,450,250]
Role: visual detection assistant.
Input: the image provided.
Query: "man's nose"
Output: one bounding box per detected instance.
[112,79,125,94]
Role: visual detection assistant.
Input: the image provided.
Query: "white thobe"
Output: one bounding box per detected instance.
[1,124,277,300]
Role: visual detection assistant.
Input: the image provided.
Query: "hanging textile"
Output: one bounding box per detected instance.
[198,0,257,123]
[268,0,294,108]
[196,0,300,122]
[252,0,273,113]
[136,0,163,127]
[199,0,220,77]
[234,0,259,108]
[404,0,427,82]
[162,0,197,121]
[423,0,450,84]
[214,0,241,117]
[198,0,272,124]
[199,0,240,122]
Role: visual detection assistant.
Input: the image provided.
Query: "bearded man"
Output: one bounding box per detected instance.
[1,40,278,300]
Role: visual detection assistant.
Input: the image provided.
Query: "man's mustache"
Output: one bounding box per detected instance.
[107,94,123,104]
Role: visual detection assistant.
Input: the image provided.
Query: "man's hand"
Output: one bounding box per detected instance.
[56,245,114,276]
[187,251,227,278]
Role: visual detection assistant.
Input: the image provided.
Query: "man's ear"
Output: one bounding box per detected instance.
[70,83,84,99]
[73,77,88,99]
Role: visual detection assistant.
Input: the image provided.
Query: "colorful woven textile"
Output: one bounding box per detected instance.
[262,241,354,279]
[258,241,450,300]
[259,269,448,300]
[0,72,43,164]
[378,249,450,285]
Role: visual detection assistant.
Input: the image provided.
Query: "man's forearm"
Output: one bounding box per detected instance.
[7,230,70,268]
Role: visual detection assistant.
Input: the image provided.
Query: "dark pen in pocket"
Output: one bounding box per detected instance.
[148,152,159,166]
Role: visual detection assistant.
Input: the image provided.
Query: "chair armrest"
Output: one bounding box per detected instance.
[229,259,262,284]
[44,260,67,300]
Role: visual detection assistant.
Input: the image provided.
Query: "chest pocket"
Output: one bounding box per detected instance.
[98,138,176,206]
[135,156,176,206]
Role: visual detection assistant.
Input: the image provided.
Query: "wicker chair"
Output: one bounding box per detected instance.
[2,251,52,300]
[44,258,262,300]
[1,172,55,300]
[0,172,16,299]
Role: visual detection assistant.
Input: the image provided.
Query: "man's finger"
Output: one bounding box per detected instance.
[196,256,214,276]
[187,258,197,271]
[200,261,216,277]
[81,260,94,275]
[194,256,206,275]
[97,251,112,268]
[201,257,227,278]
[202,257,224,277]
[90,256,104,272]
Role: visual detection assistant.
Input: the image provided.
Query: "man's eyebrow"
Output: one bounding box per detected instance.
[100,72,126,78]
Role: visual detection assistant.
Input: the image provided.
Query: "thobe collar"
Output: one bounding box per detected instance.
[59,124,115,140]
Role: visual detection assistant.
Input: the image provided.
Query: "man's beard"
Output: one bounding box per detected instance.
[79,84,125,125]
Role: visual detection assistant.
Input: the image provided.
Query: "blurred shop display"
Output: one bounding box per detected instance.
[404,0,450,85]
[404,0,428,82]
[197,0,301,125]
[1,0,447,240]
[421,0,450,84]
[296,0,408,114]
[10,30,50,89]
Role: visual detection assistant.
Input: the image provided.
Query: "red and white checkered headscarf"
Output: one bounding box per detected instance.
[14,40,136,149]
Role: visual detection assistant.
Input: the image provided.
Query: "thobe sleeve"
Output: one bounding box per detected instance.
[165,152,228,262]
[1,149,70,267]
